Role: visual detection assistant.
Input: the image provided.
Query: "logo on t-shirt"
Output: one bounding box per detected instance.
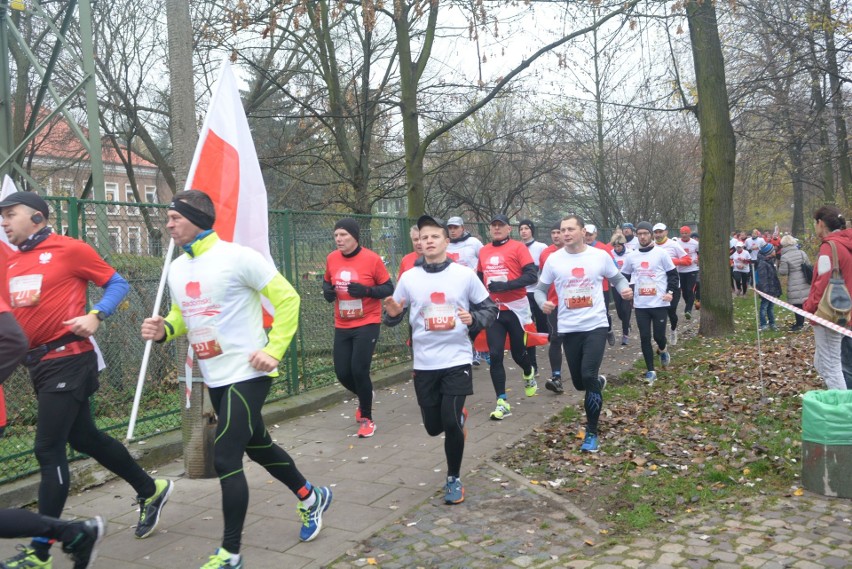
[571,267,585,278]
[640,261,649,269]
[38,252,52,265]
[186,281,201,299]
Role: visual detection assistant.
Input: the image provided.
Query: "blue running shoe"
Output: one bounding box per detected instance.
[444,477,464,504]
[298,486,333,542]
[580,433,599,453]
[644,371,657,384]
[483,352,491,365]
[659,350,671,368]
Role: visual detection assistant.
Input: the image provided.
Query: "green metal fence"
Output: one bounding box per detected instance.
[0,198,414,484]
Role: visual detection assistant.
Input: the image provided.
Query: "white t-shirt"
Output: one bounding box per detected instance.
[168,240,278,387]
[624,236,640,252]
[620,246,676,309]
[611,248,635,272]
[731,250,751,273]
[524,240,548,292]
[447,234,483,270]
[394,263,490,370]
[745,236,766,260]
[677,238,699,273]
[539,246,619,333]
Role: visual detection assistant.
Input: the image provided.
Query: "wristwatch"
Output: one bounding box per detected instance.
[89,309,107,321]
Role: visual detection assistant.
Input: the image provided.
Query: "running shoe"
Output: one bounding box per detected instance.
[135,479,174,539]
[598,375,607,392]
[444,477,465,504]
[200,548,243,569]
[670,329,678,346]
[0,546,50,568]
[644,371,657,384]
[684,311,692,320]
[472,352,481,366]
[489,399,511,420]
[62,516,106,569]
[580,433,600,453]
[483,352,491,365]
[545,376,564,394]
[354,407,362,423]
[659,349,671,368]
[606,329,616,347]
[357,419,376,438]
[621,334,629,346]
[298,486,333,542]
[523,371,537,397]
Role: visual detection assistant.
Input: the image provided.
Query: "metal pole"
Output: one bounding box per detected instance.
[0,0,13,174]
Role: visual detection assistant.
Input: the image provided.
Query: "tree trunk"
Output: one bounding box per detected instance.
[822,0,851,204]
[166,0,197,194]
[686,0,735,337]
[789,138,805,236]
[806,7,835,204]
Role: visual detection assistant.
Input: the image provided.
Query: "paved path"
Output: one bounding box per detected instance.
[2,315,851,568]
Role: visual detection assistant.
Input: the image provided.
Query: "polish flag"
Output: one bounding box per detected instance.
[184,60,274,323]
[180,60,274,405]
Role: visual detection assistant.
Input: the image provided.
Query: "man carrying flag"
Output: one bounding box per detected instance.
[142,191,333,568]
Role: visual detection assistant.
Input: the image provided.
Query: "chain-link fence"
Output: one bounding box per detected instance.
[0,198,414,484]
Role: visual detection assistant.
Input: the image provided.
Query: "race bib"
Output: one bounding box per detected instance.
[564,284,593,309]
[637,277,657,297]
[9,274,43,307]
[338,299,364,319]
[188,326,223,360]
[424,303,456,331]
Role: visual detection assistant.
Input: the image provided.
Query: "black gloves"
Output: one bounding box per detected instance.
[322,280,337,303]
[487,281,509,293]
[347,282,372,298]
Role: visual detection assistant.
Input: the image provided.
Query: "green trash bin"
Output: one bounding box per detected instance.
[801,390,852,498]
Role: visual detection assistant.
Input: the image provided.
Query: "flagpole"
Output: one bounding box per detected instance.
[126,237,176,441]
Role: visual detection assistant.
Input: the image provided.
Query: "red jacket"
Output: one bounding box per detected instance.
[803,228,852,321]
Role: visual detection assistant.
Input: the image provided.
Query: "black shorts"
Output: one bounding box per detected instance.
[413,364,473,407]
[28,351,99,400]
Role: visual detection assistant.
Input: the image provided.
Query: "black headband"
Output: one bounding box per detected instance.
[169,199,215,230]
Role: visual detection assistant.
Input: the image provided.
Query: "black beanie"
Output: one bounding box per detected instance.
[636,221,653,232]
[519,219,536,236]
[334,218,360,243]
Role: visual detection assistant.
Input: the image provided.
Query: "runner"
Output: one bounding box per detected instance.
[731,242,751,296]
[584,224,616,346]
[652,223,690,345]
[620,221,678,385]
[540,222,565,393]
[383,215,497,504]
[0,191,173,569]
[535,215,632,452]
[622,223,640,252]
[677,226,700,320]
[141,190,332,568]
[323,218,394,438]
[398,225,422,277]
[609,234,635,345]
[518,219,548,375]
[477,214,537,420]
[447,216,487,365]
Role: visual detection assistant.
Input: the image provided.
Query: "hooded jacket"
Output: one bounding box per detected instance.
[803,228,852,319]
[778,245,810,305]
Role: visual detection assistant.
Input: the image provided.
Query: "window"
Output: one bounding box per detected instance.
[127,226,141,255]
[144,186,157,204]
[125,184,140,216]
[105,183,119,214]
[53,179,75,214]
[148,228,163,256]
[107,226,121,253]
[377,199,389,214]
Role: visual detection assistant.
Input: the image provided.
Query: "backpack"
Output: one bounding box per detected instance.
[815,241,852,326]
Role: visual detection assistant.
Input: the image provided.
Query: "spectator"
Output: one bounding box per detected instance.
[777,234,810,332]
[754,242,782,331]
[803,206,852,390]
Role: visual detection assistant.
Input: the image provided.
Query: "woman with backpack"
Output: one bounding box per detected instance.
[778,234,811,332]
[803,206,852,390]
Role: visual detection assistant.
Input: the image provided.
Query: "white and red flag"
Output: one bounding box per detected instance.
[180,60,275,405]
